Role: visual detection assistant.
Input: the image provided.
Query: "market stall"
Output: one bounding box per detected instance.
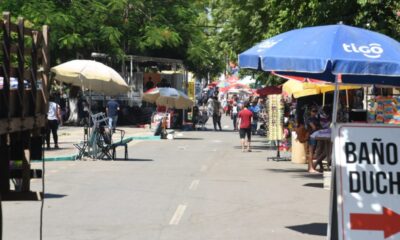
[239,23,400,240]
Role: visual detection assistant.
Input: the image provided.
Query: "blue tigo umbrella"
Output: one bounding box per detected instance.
[239,24,400,86]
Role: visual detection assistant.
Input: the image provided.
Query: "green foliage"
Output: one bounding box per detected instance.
[0,0,223,78]
[139,26,182,49]
[2,0,398,81]
[210,0,400,86]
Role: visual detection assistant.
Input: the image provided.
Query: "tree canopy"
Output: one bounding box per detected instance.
[1,0,400,81]
[0,0,222,78]
[210,0,400,85]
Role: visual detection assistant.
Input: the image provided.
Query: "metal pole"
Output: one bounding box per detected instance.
[328,74,340,240]
[130,56,133,85]
[331,75,340,126]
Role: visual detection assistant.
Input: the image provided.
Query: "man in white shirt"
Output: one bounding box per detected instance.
[231,101,238,130]
[46,95,62,149]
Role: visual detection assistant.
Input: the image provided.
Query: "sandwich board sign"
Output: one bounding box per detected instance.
[334,123,400,240]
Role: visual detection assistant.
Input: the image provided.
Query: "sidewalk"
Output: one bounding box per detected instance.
[43,125,159,161]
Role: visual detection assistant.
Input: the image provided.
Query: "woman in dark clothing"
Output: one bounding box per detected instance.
[306,106,321,173]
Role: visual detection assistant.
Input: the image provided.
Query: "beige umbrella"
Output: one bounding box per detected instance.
[143,87,193,109]
[51,60,129,95]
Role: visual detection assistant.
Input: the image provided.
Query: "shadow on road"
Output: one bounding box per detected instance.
[303,183,324,188]
[286,222,327,236]
[44,193,68,199]
[233,145,276,150]
[266,168,305,173]
[265,168,324,179]
[293,173,323,179]
[112,158,154,162]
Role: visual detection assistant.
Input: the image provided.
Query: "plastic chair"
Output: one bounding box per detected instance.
[96,126,131,160]
[73,126,99,159]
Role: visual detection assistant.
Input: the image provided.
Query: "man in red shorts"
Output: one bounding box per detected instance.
[237,101,253,152]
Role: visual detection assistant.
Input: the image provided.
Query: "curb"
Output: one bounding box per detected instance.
[125,135,161,141]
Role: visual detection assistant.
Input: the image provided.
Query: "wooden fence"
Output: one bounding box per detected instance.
[0,12,49,201]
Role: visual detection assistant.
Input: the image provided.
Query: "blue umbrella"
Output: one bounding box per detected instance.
[239,24,400,86]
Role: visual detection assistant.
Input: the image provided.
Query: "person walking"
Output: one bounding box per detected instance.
[237,101,253,152]
[106,98,120,132]
[212,96,222,131]
[231,102,239,130]
[206,96,214,117]
[249,101,260,135]
[46,95,62,149]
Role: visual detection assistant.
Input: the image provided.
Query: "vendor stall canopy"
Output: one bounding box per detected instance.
[239,24,400,86]
[282,79,361,98]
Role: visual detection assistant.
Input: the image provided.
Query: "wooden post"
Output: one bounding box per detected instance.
[17,17,25,118]
[0,12,49,200]
[0,12,11,194]
[0,135,10,194]
[20,131,31,192]
[41,25,50,110]
[31,30,38,115]
[2,12,11,118]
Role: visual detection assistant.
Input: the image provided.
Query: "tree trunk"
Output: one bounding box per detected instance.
[66,86,81,125]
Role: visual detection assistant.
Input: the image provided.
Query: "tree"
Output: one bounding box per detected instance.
[209,0,400,85]
[0,0,224,78]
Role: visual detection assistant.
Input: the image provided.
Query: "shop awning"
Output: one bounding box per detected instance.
[283,80,361,98]
[256,85,282,97]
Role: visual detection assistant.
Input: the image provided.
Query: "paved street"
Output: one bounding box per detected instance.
[3,117,329,240]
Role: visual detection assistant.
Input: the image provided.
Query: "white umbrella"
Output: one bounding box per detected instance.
[238,75,256,85]
[51,60,129,95]
[143,87,193,109]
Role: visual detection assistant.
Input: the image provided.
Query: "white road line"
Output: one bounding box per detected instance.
[49,170,59,174]
[189,180,200,191]
[200,165,208,172]
[169,204,187,225]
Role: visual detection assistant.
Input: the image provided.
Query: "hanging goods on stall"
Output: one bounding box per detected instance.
[266,94,289,161]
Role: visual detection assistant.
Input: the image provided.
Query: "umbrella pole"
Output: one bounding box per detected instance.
[323,92,325,106]
[328,74,340,240]
[332,76,340,125]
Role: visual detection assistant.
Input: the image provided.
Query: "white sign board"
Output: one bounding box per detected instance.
[335,123,400,240]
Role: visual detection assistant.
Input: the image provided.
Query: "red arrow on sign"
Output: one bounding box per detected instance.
[350,207,400,238]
